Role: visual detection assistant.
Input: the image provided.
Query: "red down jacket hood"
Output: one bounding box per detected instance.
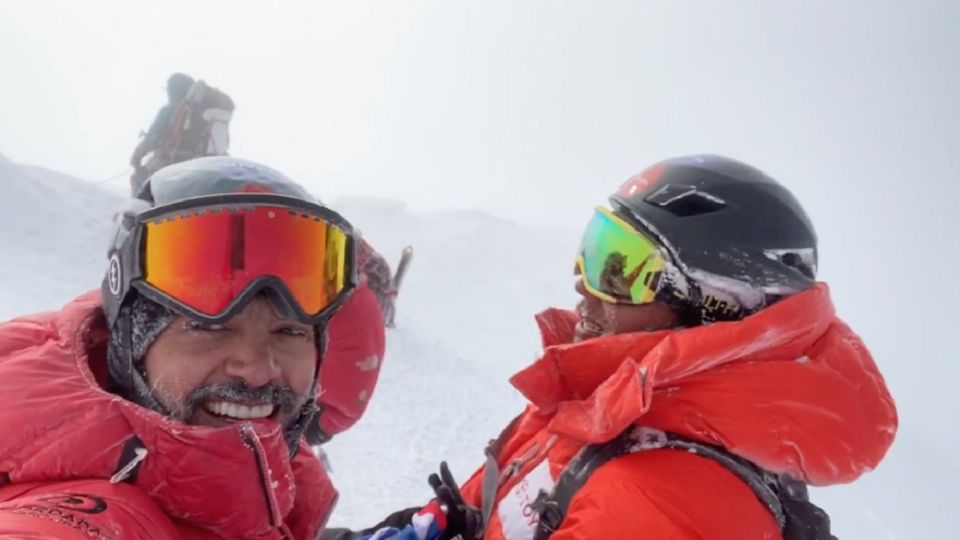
[0,291,335,539]
[510,283,898,485]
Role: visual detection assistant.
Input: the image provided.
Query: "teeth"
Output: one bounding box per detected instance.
[580,318,603,333]
[204,401,275,420]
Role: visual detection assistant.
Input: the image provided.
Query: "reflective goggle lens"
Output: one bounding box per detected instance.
[576,206,669,304]
[143,204,350,317]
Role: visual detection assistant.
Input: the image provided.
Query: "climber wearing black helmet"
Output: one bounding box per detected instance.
[325,154,897,540]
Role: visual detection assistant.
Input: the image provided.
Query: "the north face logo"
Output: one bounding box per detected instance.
[356,355,381,372]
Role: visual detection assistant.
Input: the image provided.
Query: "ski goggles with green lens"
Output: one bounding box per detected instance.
[575,206,674,305]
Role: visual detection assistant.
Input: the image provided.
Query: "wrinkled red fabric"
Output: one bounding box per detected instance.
[319,284,386,437]
[459,284,897,539]
[0,292,336,539]
[317,237,388,438]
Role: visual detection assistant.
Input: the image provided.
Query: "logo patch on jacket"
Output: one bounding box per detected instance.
[39,494,108,514]
[497,460,555,540]
[2,493,116,539]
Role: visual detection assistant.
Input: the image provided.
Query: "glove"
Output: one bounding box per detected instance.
[428,462,482,540]
[351,500,448,540]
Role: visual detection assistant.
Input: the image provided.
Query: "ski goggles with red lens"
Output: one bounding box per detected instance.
[575,206,673,305]
[115,194,357,325]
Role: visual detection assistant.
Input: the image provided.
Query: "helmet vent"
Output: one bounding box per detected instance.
[764,248,817,280]
[645,185,727,217]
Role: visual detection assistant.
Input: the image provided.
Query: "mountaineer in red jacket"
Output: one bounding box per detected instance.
[0,157,363,539]
[328,155,898,540]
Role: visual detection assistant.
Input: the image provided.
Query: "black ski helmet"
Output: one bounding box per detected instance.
[609,155,817,308]
[102,157,356,453]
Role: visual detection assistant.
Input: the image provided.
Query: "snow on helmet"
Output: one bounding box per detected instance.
[609,154,817,320]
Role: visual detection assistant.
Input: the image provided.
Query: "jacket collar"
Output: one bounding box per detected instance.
[0,291,333,539]
[509,284,897,484]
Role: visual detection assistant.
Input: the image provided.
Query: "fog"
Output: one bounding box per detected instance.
[1,0,958,518]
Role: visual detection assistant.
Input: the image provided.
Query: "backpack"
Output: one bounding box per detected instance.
[164,81,235,161]
[527,426,837,540]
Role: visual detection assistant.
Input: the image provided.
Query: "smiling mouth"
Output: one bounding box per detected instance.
[577,316,604,335]
[203,401,276,420]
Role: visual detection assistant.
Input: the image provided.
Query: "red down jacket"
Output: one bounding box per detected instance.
[457,284,898,540]
[0,292,336,539]
[317,237,388,438]
[319,285,386,438]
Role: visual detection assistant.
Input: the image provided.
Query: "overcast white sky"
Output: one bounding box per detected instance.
[1,1,959,451]
[1,1,956,223]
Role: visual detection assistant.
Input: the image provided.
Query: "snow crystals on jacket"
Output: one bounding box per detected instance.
[0,291,337,539]
[457,283,897,540]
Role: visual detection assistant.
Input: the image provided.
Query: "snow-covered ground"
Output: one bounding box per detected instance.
[0,153,123,317]
[0,153,951,538]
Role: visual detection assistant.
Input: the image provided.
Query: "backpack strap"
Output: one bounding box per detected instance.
[478,412,525,537]
[530,426,833,540]
[163,98,193,159]
[530,427,645,538]
[654,431,786,529]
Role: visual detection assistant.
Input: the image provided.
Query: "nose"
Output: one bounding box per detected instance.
[574,276,601,304]
[574,275,588,296]
[223,333,282,388]
[575,276,602,314]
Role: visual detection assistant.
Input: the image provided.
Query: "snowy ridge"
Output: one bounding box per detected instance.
[0,156,951,538]
[0,153,121,319]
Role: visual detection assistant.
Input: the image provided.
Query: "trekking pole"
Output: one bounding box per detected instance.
[92,170,131,185]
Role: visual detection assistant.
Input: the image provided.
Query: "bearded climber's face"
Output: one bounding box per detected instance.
[143,296,318,430]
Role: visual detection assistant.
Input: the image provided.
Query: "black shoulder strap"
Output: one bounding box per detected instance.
[529,428,643,538]
[478,411,526,531]
[531,426,835,540]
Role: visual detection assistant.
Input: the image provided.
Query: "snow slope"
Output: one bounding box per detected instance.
[0,155,950,538]
[0,153,122,319]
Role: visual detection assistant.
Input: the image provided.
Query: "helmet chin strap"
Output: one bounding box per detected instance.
[282,380,320,456]
[280,328,327,457]
[123,334,172,416]
[106,296,173,414]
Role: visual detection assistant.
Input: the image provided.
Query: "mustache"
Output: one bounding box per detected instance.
[169,380,301,421]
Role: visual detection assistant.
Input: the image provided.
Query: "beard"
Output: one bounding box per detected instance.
[166,379,304,425]
[151,378,319,456]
